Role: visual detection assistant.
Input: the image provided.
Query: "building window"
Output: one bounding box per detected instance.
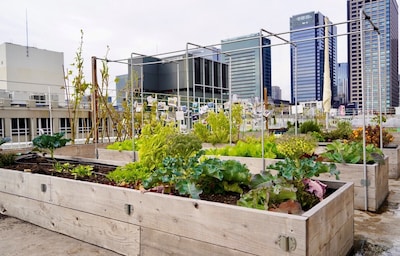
[0,118,4,137]
[78,118,91,133]
[11,118,30,136]
[31,94,47,106]
[60,118,71,134]
[37,118,52,135]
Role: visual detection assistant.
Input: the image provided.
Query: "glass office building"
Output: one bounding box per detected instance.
[337,62,349,105]
[290,12,337,105]
[347,0,399,113]
[221,33,272,101]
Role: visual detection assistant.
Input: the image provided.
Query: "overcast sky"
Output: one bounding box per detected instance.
[1,0,350,100]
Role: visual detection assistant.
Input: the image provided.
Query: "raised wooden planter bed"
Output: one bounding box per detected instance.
[0,167,354,256]
[382,145,400,179]
[97,148,138,164]
[205,155,282,174]
[318,156,389,212]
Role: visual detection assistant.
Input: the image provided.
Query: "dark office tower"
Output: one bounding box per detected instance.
[221,33,272,100]
[347,0,399,113]
[290,12,337,105]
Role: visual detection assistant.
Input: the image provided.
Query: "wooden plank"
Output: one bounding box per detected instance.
[0,169,52,202]
[2,170,308,255]
[0,192,140,256]
[304,181,354,256]
[317,158,388,211]
[140,227,254,256]
[383,146,400,179]
[216,156,282,174]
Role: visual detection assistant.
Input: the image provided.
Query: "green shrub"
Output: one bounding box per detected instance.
[0,153,16,167]
[300,120,321,134]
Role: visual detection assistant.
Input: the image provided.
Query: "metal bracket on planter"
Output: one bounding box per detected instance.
[276,235,297,252]
[40,184,47,192]
[124,204,133,215]
[361,179,371,187]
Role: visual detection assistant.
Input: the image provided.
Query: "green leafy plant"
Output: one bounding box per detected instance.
[0,152,16,167]
[321,140,384,164]
[32,132,71,159]
[166,133,202,162]
[106,162,150,188]
[106,139,139,152]
[143,151,251,199]
[237,157,338,212]
[276,134,317,159]
[324,121,353,141]
[69,165,94,179]
[53,162,74,173]
[193,109,242,145]
[205,135,278,159]
[137,122,178,170]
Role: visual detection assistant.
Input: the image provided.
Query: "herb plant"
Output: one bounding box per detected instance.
[349,125,394,147]
[106,162,150,188]
[70,165,94,179]
[137,122,178,170]
[53,162,74,173]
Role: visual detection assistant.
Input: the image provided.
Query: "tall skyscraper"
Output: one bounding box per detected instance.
[290,12,337,105]
[221,33,272,100]
[347,0,399,112]
[337,62,349,105]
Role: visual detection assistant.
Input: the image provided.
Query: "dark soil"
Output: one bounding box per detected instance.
[3,153,240,205]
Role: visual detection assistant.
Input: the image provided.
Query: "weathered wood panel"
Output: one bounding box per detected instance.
[383,146,400,179]
[0,192,140,256]
[318,157,388,211]
[140,227,253,256]
[304,181,354,256]
[97,148,137,164]
[205,155,282,174]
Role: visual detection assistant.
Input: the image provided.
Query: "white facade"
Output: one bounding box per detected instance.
[0,43,65,106]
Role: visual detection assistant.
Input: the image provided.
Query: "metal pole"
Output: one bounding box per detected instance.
[177,62,181,132]
[377,32,383,150]
[130,53,136,162]
[259,31,265,171]
[360,9,368,211]
[294,46,298,135]
[141,65,144,129]
[185,44,190,130]
[229,56,232,145]
[48,86,53,135]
